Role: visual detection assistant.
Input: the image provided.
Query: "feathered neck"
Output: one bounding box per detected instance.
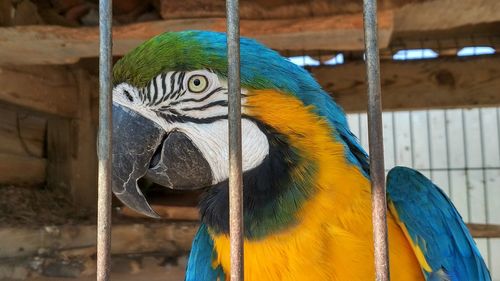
[198,120,315,239]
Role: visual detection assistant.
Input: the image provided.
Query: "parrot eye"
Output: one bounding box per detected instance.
[188,75,208,93]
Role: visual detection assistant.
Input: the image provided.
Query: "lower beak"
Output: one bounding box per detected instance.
[111,103,213,218]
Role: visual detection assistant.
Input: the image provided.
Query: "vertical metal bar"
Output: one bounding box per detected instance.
[226,0,244,280]
[97,0,112,280]
[361,0,390,280]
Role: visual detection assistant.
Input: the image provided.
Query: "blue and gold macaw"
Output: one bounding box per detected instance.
[110,31,490,280]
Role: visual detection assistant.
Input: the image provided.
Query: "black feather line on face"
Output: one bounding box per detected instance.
[199,120,303,239]
[152,76,159,105]
[181,100,228,112]
[156,111,235,124]
[170,87,225,106]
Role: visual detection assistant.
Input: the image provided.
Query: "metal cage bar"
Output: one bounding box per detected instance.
[362,0,390,280]
[93,1,387,280]
[97,0,113,280]
[226,0,244,280]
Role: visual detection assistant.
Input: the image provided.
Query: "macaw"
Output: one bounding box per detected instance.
[110,31,490,281]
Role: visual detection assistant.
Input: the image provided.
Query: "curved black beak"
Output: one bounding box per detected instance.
[112,103,213,218]
[112,104,164,218]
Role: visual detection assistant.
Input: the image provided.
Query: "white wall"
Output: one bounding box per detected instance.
[347,107,500,280]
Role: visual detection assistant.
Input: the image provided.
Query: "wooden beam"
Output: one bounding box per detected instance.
[0,153,46,185]
[159,0,408,20]
[46,118,72,192]
[395,0,500,33]
[0,66,78,117]
[389,0,500,51]
[0,107,46,158]
[468,223,500,238]
[0,11,393,65]
[120,205,200,221]
[0,222,198,259]
[310,55,500,112]
[0,0,498,66]
[70,69,98,211]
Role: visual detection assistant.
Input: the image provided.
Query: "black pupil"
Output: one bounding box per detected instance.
[193,78,201,86]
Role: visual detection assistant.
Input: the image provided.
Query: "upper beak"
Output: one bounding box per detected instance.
[112,103,213,218]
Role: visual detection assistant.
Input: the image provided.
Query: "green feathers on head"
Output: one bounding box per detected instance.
[113,31,227,88]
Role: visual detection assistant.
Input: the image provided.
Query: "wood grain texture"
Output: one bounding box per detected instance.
[0,11,393,65]
[311,55,500,112]
[120,205,200,220]
[46,118,72,192]
[394,0,500,32]
[159,0,420,19]
[0,153,46,184]
[0,222,198,259]
[468,223,500,238]
[0,107,46,158]
[70,69,98,210]
[0,66,78,117]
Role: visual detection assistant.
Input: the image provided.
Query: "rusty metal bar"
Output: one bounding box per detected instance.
[97,0,113,280]
[362,0,390,280]
[226,0,244,279]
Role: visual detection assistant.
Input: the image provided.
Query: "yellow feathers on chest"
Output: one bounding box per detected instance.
[212,90,424,281]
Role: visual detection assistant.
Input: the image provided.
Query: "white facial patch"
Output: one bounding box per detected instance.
[172,119,269,184]
[113,70,270,185]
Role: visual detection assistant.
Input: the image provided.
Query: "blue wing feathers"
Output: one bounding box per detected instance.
[387,166,491,281]
[185,224,225,281]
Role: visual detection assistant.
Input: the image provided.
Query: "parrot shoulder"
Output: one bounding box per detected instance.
[387,166,491,281]
[185,224,225,281]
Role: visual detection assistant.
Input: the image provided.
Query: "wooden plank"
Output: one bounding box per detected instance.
[0,153,46,184]
[390,0,500,51]
[0,222,198,259]
[0,66,78,117]
[0,0,12,26]
[46,118,72,192]
[311,55,500,112]
[159,0,413,19]
[0,11,393,65]
[468,223,500,238]
[0,107,46,158]
[120,205,200,221]
[395,0,500,32]
[70,69,98,210]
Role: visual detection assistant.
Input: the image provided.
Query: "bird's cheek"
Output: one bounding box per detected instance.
[173,119,271,184]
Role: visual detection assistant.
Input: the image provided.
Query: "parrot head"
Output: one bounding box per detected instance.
[112,31,368,238]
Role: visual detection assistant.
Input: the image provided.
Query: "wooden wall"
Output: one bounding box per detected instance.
[0,66,98,210]
[0,107,47,184]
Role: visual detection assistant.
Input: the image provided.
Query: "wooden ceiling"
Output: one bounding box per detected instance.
[0,0,499,65]
[159,0,429,19]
